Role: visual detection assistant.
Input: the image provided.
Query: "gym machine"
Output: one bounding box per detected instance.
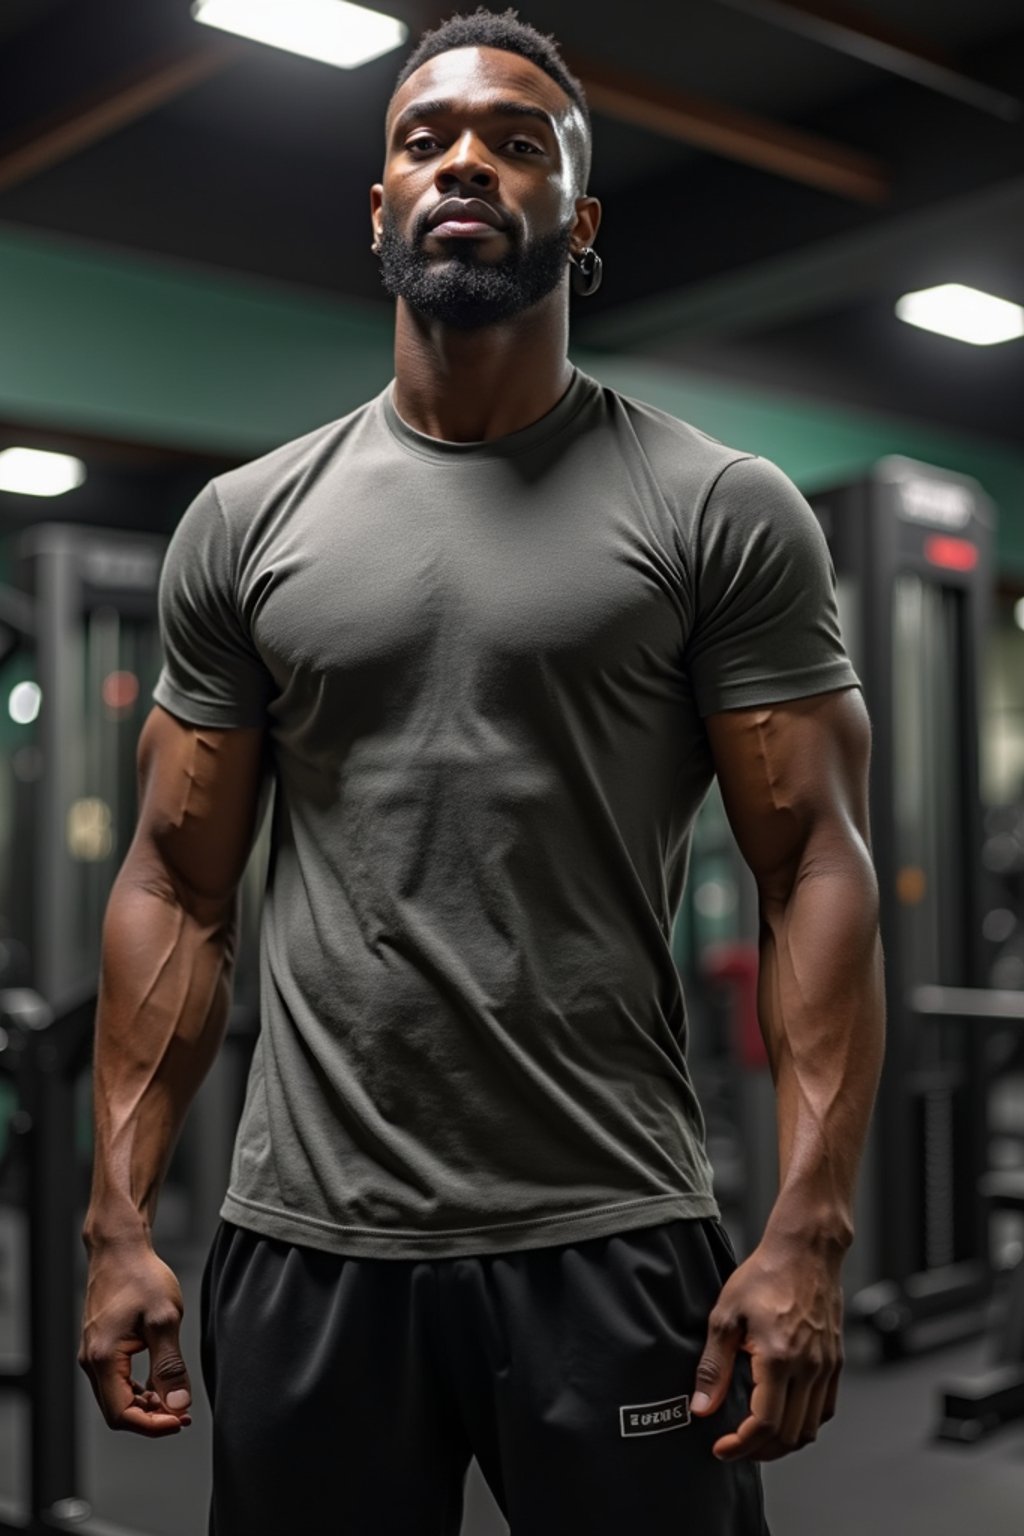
[0,522,268,1530]
[7,524,168,1005]
[914,984,1024,1445]
[810,458,994,1354]
[0,980,259,1535]
[680,457,1006,1357]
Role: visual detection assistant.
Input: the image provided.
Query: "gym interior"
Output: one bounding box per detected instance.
[1,1,1024,1532]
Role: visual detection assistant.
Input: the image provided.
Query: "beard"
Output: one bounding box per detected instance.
[376,205,574,330]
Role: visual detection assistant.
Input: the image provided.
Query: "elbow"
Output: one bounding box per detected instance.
[761,830,880,927]
[112,849,241,936]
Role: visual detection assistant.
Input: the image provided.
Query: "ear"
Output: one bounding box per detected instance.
[571,195,602,253]
[369,184,383,252]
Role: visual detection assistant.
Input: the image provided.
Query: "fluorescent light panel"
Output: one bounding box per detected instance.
[896,283,1024,346]
[0,448,86,497]
[192,0,407,69]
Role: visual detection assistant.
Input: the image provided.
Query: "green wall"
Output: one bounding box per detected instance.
[2,221,1022,573]
[584,355,1024,576]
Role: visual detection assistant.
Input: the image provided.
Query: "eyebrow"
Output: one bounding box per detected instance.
[390,98,558,143]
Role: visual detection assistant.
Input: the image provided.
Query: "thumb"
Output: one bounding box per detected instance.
[145,1317,192,1415]
[691,1312,742,1416]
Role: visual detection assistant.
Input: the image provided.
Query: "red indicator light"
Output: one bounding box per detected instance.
[102,670,139,710]
[924,535,978,571]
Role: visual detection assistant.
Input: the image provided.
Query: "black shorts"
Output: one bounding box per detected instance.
[199,1214,771,1535]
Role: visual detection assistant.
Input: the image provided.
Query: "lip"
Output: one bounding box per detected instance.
[426,198,506,232]
[429,219,502,238]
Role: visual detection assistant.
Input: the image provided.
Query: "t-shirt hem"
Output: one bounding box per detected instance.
[695,661,861,718]
[219,1187,721,1260]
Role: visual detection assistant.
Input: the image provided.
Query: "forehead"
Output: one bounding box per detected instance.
[387,45,575,136]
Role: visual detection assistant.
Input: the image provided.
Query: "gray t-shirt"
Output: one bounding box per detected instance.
[152,363,860,1260]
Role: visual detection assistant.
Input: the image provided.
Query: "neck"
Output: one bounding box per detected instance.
[390,289,573,443]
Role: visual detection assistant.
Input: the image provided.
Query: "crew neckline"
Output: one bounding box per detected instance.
[380,364,592,461]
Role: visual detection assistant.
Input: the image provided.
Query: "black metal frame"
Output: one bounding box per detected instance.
[0,521,271,1530]
[0,982,149,1535]
[14,525,167,1007]
[809,459,995,1355]
[907,984,1024,1444]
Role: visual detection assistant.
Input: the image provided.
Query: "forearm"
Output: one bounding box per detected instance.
[757,848,885,1257]
[82,867,239,1253]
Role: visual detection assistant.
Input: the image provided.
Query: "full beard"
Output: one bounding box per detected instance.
[376,209,574,330]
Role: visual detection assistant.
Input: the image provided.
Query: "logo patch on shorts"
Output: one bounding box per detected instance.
[619,1393,691,1437]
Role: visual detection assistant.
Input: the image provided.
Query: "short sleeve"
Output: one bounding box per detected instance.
[685,455,860,718]
[152,480,275,728]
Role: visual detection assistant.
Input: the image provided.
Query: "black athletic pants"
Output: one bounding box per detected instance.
[200,1214,771,1535]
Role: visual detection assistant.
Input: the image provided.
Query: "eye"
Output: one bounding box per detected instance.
[508,139,542,154]
[406,135,441,155]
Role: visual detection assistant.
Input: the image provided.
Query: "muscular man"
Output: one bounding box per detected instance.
[79,9,885,1534]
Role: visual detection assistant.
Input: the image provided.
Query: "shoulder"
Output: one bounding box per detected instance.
[209,395,381,523]
[699,454,826,553]
[584,374,755,497]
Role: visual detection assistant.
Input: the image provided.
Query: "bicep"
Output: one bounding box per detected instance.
[704,686,872,900]
[124,704,272,920]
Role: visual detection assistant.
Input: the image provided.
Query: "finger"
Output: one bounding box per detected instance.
[143,1313,193,1417]
[798,1371,834,1444]
[84,1339,146,1428]
[692,1314,744,1415]
[821,1355,843,1424]
[777,1373,816,1451]
[713,1411,784,1461]
[717,1366,834,1461]
[135,1384,185,1416]
[112,1404,189,1438]
[714,1356,788,1460]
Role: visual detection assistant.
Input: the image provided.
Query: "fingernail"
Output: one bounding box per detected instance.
[691,1392,711,1413]
[167,1390,190,1411]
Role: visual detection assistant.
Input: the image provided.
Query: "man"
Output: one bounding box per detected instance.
[78,7,885,1535]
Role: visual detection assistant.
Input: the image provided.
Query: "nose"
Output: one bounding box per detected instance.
[434,130,499,195]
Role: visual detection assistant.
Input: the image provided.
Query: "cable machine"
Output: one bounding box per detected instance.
[0,521,267,1532]
[810,457,994,1351]
[679,456,997,1355]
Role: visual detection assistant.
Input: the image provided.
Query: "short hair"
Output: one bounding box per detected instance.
[389,6,593,193]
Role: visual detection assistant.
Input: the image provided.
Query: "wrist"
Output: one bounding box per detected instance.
[762,1202,854,1263]
[82,1208,152,1255]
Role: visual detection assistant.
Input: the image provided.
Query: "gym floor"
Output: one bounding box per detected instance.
[1,1202,1022,1536]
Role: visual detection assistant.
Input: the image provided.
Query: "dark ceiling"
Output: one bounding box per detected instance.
[0,0,1022,467]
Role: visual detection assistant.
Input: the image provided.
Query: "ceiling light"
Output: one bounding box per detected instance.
[0,448,86,497]
[192,0,407,69]
[895,283,1024,346]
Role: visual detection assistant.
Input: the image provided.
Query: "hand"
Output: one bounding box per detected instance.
[78,1240,194,1437]
[690,1235,844,1461]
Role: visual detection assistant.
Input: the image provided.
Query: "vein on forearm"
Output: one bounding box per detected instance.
[757,852,884,1234]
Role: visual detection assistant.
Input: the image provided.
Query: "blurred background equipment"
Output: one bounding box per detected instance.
[0,515,269,1536]
[678,456,999,1346]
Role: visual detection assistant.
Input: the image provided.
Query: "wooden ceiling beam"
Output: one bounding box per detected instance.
[0,42,242,197]
[712,0,1021,121]
[0,24,890,207]
[567,53,889,204]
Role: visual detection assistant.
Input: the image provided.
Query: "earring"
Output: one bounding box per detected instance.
[570,245,603,296]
